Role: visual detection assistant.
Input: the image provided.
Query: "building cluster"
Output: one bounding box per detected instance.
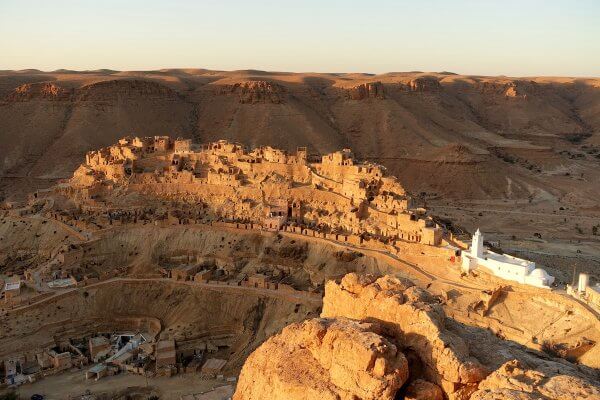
[85,332,230,382]
[162,261,300,294]
[462,229,555,288]
[61,136,444,247]
[2,340,88,386]
[2,330,232,387]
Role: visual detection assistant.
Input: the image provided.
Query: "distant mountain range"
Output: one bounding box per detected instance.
[1,69,598,204]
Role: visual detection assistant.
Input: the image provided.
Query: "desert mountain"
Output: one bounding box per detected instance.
[1,69,599,203]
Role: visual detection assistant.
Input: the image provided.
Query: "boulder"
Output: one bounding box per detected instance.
[233,317,409,400]
[321,273,488,399]
[405,379,444,400]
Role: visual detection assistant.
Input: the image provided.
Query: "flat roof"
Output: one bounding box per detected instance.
[88,364,107,374]
[4,282,21,291]
[90,336,110,346]
[47,278,76,288]
[174,264,199,272]
[196,269,212,274]
[112,351,133,363]
[485,251,532,268]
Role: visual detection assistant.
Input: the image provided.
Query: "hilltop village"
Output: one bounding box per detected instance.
[64,136,442,246]
[1,136,599,398]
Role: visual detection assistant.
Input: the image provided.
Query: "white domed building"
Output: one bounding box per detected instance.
[462,229,555,289]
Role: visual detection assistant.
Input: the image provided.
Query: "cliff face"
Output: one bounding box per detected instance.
[403,76,441,93]
[233,274,600,400]
[76,79,180,101]
[0,77,193,178]
[216,80,286,104]
[346,81,385,100]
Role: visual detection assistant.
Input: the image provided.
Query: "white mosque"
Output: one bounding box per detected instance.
[462,229,555,288]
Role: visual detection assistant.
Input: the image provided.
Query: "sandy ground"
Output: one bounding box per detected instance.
[14,369,233,400]
[428,197,600,283]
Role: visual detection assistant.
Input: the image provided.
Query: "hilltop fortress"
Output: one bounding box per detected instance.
[64,136,443,246]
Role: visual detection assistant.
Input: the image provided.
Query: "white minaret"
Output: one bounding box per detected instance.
[471,228,484,258]
[578,273,589,293]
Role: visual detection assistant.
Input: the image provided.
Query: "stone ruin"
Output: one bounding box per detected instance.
[51,135,447,249]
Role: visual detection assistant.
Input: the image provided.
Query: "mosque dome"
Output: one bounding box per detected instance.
[530,268,550,279]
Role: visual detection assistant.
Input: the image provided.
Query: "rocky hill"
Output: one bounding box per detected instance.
[1,69,599,204]
[234,273,600,400]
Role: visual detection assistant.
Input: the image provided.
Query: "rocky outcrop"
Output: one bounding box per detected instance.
[470,360,600,400]
[475,81,528,99]
[405,379,444,400]
[322,273,488,399]
[468,286,506,316]
[233,318,409,400]
[217,81,285,104]
[346,82,385,100]
[6,82,73,101]
[233,273,600,400]
[403,77,441,93]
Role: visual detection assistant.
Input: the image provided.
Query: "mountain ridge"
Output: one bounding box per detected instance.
[0,69,599,203]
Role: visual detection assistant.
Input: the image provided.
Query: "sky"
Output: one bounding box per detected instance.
[1,0,599,76]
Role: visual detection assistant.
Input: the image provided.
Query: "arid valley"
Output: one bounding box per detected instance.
[0,69,599,400]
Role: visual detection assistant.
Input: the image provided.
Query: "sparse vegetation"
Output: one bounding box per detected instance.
[564,132,592,144]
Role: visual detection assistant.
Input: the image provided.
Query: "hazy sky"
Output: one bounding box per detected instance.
[1,0,599,76]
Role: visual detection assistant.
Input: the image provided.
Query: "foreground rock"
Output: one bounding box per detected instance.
[470,360,600,400]
[233,318,409,400]
[233,273,600,400]
[234,273,485,400]
[322,273,488,398]
[404,379,444,400]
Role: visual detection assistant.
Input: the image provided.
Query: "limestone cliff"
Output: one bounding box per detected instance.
[346,82,385,100]
[216,80,286,104]
[403,77,441,93]
[76,79,180,101]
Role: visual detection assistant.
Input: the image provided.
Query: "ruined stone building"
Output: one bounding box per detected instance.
[50,136,444,247]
